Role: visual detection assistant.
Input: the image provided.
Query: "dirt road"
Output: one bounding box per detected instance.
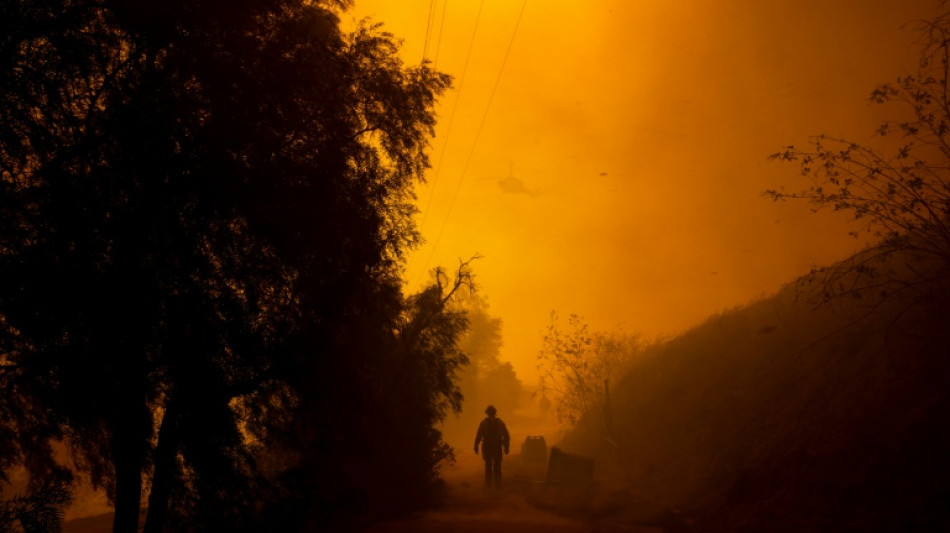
[363,452,583,533]
[362,451,663,533]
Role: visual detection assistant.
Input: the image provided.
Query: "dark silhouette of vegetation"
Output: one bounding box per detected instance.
[440,290,525,445]
[767,9,950,304]
[557,280,950,532]
[260,261,473,531]
[0,468,73,533]
[0,1,466,531]
[537,312,641,433]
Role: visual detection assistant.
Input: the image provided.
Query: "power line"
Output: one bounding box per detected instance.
[433,0,449,67]
[413,0,485,248]
[422,0,436,62]
[414,0,529,284]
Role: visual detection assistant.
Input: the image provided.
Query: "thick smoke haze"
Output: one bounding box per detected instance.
[3,2,942,531]
[349,0,937,382]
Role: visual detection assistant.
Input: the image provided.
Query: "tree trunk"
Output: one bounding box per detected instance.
[112,427,145,533]
[143,406,178,533]
[111,377,150,533]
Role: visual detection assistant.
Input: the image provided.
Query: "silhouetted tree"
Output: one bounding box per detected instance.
[538,313,641,438]
[0,1,450,532]
[768,10,950,304]
[450,292,523,423]
[262,261,473,530]
[387,263,473,497]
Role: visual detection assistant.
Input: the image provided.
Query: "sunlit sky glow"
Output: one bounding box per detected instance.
[349,0,937,383]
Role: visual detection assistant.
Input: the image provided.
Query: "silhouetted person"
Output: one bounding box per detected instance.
[474,404,510,489]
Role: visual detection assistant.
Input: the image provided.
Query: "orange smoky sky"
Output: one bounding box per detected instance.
[347,0,938,383]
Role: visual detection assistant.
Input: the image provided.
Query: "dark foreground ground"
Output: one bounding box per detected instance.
[62,451,666,533]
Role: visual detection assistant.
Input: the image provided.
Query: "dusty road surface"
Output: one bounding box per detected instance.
[362,451,662,533]
[363,451,586,533]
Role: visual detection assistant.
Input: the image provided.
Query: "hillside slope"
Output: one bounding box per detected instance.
[562,272,950,532]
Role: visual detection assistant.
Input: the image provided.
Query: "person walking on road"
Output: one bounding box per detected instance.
[474,404,510,489]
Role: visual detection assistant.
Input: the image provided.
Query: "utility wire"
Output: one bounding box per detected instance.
[413,0,485,251]
[422,0,436,62]
[414,0,529,284]
[433,0,449,67]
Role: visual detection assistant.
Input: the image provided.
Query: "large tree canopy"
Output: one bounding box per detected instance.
[0,1,458,531]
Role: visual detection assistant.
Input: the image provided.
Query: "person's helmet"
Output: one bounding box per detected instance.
[485,405,497,416]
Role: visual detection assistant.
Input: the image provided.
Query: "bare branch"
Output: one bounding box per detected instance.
[769,19,950,304]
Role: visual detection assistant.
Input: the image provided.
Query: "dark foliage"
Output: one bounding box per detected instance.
[767,9,950,305]
[0,468,74,533]
[0,1,460,531]
[258,263,473,532]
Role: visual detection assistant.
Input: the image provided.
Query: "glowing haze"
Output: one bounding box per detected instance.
[348,0,937,383]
